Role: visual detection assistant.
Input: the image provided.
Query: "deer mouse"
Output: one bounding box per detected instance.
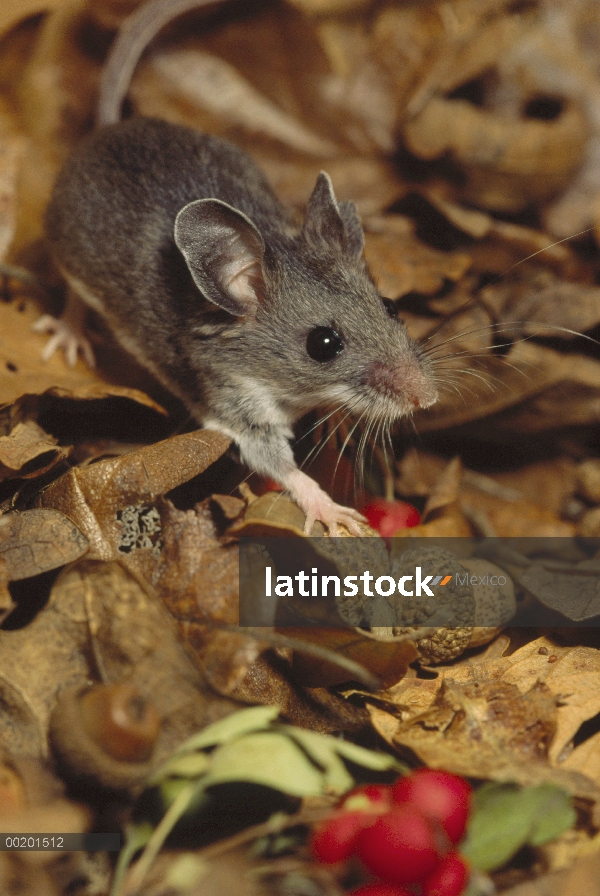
[37,1,439,535]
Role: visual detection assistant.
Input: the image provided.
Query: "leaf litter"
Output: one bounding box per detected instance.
[1,0,600,894]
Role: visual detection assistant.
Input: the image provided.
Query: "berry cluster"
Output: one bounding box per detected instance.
[311,770,471,896]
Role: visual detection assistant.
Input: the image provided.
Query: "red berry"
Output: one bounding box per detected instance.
[347,883,413,896]
[341,784,392,813]
[356,805,442,885]
[361,499,421,537]
[392,770,472,845]
[423,852,469,896]
[311,810,371,864]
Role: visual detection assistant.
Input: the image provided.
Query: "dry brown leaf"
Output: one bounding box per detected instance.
[0,0,71,41]
[369,678,600,817]
[231,649,370,734]
[142,497,239,621]
[232,491,325,538]
[0,294,163,410]
[39,430,231,559]
[0,556,14,624]
[0,420,68,481]
[490,638,600,768]
[417,340,600,432]
[121,495,268,702]
[421,455,463,520]
[0,558,236,762]
[288,627,418,689]
[369,634,600,799]
[481,272,600,339]
[287,0,370,13]
[406,99,587,212]
[562,731,600,784]
[395,448,447,499]
[501,849,600,896]
[0,135,23,260]
[363,218,472,299]
[135,48,338,158]
[388,676,557,763]
[459,487,575,538]
[0,508,88,579]
[68,560,237,760]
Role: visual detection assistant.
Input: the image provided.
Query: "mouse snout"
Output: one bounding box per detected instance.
[368,360,438,411]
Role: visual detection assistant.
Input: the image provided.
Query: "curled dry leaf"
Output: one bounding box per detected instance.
[405,98,588,214]
[368,635,600,819]
[229,649,370,734]
[420,455,462,520]
[0,420,69,481]
[38,429,231,559]
[134,49,338,158]
[0,0,75,42]
[369,678,600,821]
[460,487,576,538]
[66,560,238,764]
[392,455,473,538]
[363,218,472,299]
[401,5,590,212]
[231,490,324,537]
[0,293,163,410]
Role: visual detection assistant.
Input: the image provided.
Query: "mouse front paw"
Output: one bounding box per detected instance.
[284,469,367,536]
[32,314,96,368]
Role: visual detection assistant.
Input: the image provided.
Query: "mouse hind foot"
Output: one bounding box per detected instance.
[32,289,96,368]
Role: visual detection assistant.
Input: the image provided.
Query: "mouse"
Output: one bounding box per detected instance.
[35,0,439,536]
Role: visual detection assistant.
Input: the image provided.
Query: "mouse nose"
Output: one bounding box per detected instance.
[368,361,438,409]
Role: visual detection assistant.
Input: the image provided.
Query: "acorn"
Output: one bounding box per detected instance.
[50,683,160,789]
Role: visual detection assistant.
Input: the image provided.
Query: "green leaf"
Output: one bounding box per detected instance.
[201,731,326,796]
[171,706,279,754]
[526,785,576,846]
[462,783,534,872]
[155,752,212,781]
[328,736,405,772]
[282,725,402,770]
[282,729,355,793]
[462,782,576,873]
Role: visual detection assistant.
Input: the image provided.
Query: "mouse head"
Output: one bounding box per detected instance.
[174,173,438,425]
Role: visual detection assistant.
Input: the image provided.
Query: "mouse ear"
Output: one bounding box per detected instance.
[302,172,364,260]
[174,199,265,317]
[338,200,364,258]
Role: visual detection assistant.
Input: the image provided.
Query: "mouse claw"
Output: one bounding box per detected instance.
[284,469,367,536]
[32,314,96,368]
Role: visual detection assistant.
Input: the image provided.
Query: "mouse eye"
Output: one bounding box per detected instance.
[306,326,344,362]
[382,298,398,318]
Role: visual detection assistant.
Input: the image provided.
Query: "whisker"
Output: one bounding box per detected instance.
[494,228,594,280]
[299,402,359,473]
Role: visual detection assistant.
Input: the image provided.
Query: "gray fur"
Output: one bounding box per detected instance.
[46,117,436,483]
